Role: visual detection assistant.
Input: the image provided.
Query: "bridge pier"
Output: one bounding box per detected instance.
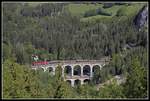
[71,67,74,77]
[81,66,83,77]
[80,79,84,85]
[62,66,65,78]
[71,79,75,87]
[53,67,56,75]
[90,67,93,77]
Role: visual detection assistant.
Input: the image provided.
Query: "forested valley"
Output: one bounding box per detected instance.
[2,2,148,99]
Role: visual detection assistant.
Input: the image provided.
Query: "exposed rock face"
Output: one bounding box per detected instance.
[134,5,148,29]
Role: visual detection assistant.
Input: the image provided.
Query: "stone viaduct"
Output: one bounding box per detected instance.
[31,57,110,87]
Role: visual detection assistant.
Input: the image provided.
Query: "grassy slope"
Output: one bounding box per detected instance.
[79,5,121,23]
[117,3,145,16]
[104,5,123,16]
[66,3,145,23]
[66,3,103,16]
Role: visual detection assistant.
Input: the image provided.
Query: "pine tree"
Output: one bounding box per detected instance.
[124,57,147,98]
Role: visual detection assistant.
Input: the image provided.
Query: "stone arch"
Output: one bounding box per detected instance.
[47,67,53,73]
[93,65,101,73]
[64,65,72,76]
[66,80,71,85]
[84,79,90,84]
[74,79,81,86]
[83,65,91,76]
[74,65,81,76]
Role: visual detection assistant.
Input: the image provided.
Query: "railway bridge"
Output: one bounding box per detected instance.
[31,57,110,87]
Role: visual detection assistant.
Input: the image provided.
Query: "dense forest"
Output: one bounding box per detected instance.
[2,2,148,99]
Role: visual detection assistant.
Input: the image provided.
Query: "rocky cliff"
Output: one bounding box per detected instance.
[134,5,148,29]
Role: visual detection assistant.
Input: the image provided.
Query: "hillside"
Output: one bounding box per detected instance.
[66,3,145,23]
[2,2,148,99]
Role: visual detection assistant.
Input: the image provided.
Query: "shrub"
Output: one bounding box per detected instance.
[96,8,112,16]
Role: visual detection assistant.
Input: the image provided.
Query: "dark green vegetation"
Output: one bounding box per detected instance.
[2,2,148,99]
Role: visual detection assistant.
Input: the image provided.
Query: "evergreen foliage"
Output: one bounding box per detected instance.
[2,2,148,99]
